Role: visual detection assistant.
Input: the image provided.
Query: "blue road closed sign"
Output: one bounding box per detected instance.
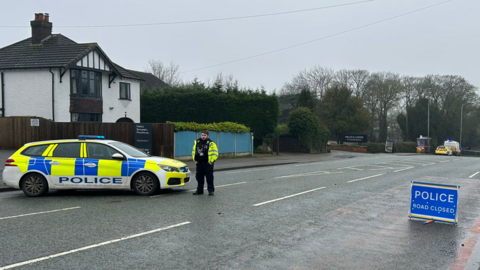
[409,181,460,224]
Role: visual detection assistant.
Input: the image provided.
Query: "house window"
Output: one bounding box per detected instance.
[71,113,102,122]
[119,83,131,100]
[71,69,102,97]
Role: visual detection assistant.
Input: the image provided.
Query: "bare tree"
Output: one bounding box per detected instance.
[366,72,403,142]
[145,59,182,86]
[280,66,335,99]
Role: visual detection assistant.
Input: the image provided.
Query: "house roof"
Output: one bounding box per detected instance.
[127,70,169,90]
[0,34,141,81]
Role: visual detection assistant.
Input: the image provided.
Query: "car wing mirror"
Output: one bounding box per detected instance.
[112,153,125,160]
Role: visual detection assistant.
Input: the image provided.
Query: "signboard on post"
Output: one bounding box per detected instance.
[343,134,367,143]
[134,123,153,155]
[409,181,460,224]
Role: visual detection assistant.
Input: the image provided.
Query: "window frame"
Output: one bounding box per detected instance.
[51,143,82,158]
[119,82,131,100]
[70,69,102,98]
[71,113,102,123]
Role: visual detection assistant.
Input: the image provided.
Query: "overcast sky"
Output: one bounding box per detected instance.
[1,0,479,92]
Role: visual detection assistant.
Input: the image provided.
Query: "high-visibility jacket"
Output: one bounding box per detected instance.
[192,139,218,163]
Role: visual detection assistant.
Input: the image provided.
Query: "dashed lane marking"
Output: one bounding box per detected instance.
[347,174,383,183]
[226,167,277,174]
[253,187,327,206]
[0,222,191,270]
[469,172,479,179]
[275,171,342,179]
[0,207,81,221]
[394,167,414,173]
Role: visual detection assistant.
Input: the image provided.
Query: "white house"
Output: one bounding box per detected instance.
[0,13,144,123]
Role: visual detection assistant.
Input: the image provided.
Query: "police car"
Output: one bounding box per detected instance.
[435,145,453,156]
[2,136,190,197]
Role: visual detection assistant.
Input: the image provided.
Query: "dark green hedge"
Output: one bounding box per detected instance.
[141,90,279,140]
[365,142,417,153]
[393,142,417,153]
[365,143,385,153]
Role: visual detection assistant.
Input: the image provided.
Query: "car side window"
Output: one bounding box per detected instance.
[87,143,120,160]
[52,143,81,158]
[21,144,51,156]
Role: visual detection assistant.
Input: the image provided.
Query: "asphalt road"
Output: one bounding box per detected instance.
[1,154,480,270]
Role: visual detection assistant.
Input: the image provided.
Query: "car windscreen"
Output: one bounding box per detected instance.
[109,142,150,157]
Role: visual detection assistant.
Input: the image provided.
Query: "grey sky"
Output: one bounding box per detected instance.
[1,0,479,92]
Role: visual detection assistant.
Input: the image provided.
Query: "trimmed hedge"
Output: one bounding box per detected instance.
[141,90,278,140]
[168,121,250,133]
[365,143,385,153]
[393,142,417,153]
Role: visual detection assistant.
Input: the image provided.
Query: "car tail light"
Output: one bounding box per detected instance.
[5,159,17,167]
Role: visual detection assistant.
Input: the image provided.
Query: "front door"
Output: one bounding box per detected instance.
[84,143,127,188]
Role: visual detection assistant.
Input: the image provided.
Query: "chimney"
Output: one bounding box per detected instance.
[31,13,52,44]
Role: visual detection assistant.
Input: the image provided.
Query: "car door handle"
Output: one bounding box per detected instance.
[85,163,97,168]
[49,161,60,165]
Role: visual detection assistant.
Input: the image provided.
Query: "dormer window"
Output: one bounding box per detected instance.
[71,69,102,98]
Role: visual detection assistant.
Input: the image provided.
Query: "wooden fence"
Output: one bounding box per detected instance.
[0,117,174,158]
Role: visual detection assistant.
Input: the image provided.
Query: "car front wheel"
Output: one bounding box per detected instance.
[132,172,159,196]
[21,173,48,197]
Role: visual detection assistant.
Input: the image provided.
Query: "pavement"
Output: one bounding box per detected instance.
[0,149,357,193]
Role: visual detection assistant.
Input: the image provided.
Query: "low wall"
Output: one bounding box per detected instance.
[327,145,368,153]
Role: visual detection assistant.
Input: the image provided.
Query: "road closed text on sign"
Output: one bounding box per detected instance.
[409,181,459,224]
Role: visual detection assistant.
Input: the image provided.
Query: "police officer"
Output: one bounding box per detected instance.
[192,130,218,195]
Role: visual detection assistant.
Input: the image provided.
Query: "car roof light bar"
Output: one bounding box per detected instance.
[78,135,105,140]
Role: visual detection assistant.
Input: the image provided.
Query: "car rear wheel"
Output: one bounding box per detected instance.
[21,173,48,197]
[132,172,159,196]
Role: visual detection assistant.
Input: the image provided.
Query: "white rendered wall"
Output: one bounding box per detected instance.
[3,70,53,120]
[3,69,140,123]
[102,77,140,123]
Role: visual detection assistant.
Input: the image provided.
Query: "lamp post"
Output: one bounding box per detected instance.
[460,104,464,148]
[427,99,430,153]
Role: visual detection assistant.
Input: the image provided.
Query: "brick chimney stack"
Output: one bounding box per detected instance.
[31,13,52,44]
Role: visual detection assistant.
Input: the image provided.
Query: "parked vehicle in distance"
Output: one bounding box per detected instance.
[444,140,461,156]
[2,135,191,197]
[435,145,453,156]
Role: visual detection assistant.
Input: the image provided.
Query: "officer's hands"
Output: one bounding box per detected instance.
[195,161,198,165]
[208,162,212,165]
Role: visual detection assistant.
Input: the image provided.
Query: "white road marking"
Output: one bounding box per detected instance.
[336,167,363,170]
[253,187,326,206]
[295,162,323,167]
[275,171,342,179]
[347,174,383,183]
[0,207,81,221]
[0,222,191,270]
[394,167,414,173]
[227,167,277,174]
[439,160,450,163]
[469,172,480,178]
[150,182,247,198]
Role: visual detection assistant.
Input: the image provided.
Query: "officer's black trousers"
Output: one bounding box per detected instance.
[196,162,214,193]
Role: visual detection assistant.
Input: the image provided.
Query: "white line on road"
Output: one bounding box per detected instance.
[150,182,247,197]
[226,167,277,174]
[336,167,363,170]
[275,171,342,179]
[469,172,480,178]
[347,174,383,183]
[295,162,323,167]
[0,207,81,221]
[439,160,450,163]
[253,187,326,206]
[394,167,414,173]
[0,221,191,270]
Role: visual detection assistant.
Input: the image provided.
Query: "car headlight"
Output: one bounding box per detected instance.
[159,165,180,172]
